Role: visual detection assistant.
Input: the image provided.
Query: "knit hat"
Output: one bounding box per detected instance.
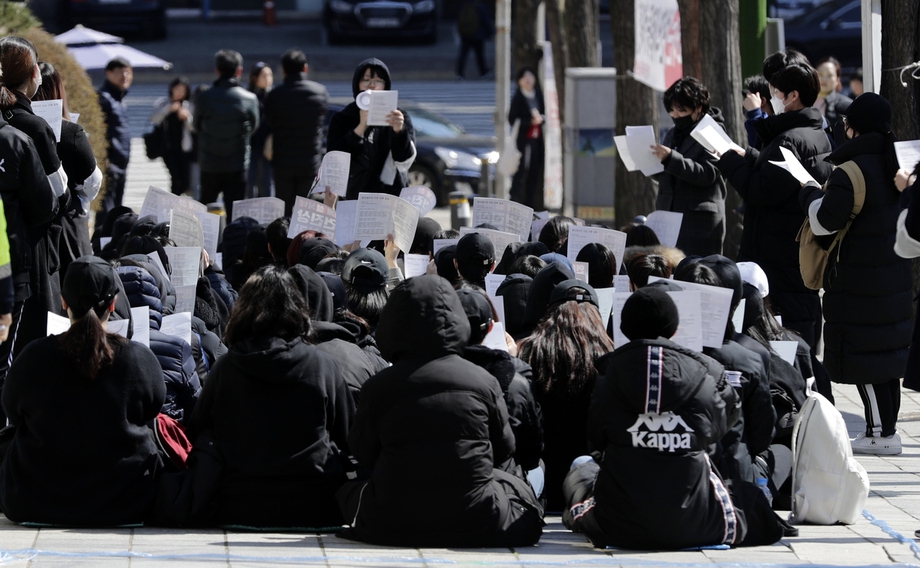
[841,92,892,135]
[62,256,120,318]
[343,248,388,292]
[620,286,680,341]
[737,261,769,298]
[456,288,493,344]
[548,279,599,311]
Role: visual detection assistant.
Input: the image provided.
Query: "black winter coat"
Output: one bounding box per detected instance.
[327,59,416,199]
[264,72,328,173]
[799,133,912,384]
[56,120,96,278]
[192,77,260,174]
[717,108,833,349]
[343,276,542,547]
[580,339,740,549]
[0,336,165,525]
[98,80,131,172]
[187,336,354,527]
[655,108,727,256]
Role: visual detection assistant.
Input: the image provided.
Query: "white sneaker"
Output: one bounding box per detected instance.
[851,432,902,455]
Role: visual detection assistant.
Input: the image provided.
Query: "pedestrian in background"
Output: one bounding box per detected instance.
[265,50,328,215]
[814,57,852,147]
[247,62,273,199]
[456,0,492,79]
[193,49,259,220]
[150,77,195,197]
[508,68,544,210]
[96,57,132,228]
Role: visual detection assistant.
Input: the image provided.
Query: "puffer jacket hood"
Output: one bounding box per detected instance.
[228,336,314,385]
[496,273,532,339]
[123,253,176,315]
[375,275,470,362]
[117,264,164,330]
[352,58,392,97]
[289,264,334,322]
[521,262,575,335]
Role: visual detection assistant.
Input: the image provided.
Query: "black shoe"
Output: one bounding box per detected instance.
[914,529,920,539]
[779,517,799,538]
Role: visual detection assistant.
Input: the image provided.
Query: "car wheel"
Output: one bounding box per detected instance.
[409,164,446,203]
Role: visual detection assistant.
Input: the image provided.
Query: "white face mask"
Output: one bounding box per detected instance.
[771,94,786,115]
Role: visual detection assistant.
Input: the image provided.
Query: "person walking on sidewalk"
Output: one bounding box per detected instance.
[456,0,492,79]
[96,57,132,228]
[193,49,259,220]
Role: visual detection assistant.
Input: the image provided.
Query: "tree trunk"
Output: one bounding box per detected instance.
[565,0,599,68]
[544,0,568,123]
[676,0,701,79]
[512,0,542,76]
[611,0,659,228]
[679,0,744,258]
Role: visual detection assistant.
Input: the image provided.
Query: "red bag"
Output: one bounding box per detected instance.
[153,414,193,470]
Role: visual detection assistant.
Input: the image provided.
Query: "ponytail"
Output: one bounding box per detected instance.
[60,308,122,379]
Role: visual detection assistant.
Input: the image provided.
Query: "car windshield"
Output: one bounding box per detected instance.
[405,107,464,138]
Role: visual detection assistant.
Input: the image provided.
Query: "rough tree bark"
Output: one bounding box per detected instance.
[565,0,600,68]
[544,0,568,123]
[611,0,659,228]
[512,0,542,76]
[679,0,745,258]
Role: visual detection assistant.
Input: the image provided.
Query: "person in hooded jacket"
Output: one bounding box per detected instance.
[327,59,416,200]
[338,275,543,547]
[187,265,354,528]
[563,286,744,549]
[800,93,911,455]
[652,77,727,256]
[717,63,833,354]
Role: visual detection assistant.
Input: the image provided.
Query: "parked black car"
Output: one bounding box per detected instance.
[325,102,497,205]
[63,0,167,39]
[784,0,861,71]
[323,0,438,44]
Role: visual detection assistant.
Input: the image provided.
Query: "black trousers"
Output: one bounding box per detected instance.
[457,37,487,77]
[200,170,246,220]
[273,165,315,217]
[164,151,194,196]
[856,379,901,437]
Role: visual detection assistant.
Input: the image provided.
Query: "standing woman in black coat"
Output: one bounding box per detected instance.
[150,76,196,197]
[651,77,727,256]
[33,62,97,282]
[187,265,355,528]
[799,93,911,455]
[508,68,545,210]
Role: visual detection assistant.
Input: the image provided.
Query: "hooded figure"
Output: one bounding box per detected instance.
[339,275,543,548]
[326,58,417,199]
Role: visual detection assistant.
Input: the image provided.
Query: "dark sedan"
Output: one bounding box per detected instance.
[324,0,438,44]
[63,0,167,39]
[326,102,497,205]
[784,0,861,72]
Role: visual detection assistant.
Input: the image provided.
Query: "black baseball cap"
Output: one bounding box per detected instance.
[548,279,599,311]
[343,248,388,292]
[62,256,120,318]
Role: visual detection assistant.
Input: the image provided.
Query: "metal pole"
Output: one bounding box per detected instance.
[494,0,512,200]
[861,0,881,93]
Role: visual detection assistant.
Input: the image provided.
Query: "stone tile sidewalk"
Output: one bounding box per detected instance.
[2,381,920,567]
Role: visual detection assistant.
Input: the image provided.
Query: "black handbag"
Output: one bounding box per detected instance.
[144,121,167,160]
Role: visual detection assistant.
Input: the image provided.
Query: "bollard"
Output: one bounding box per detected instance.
[263,0,277,25]
[449,191,472,230]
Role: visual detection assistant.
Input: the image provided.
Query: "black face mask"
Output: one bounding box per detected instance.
[673,114,696,131]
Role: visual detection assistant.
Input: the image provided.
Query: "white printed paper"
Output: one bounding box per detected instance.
[169,209,204,250]
[367,90,399,127]
[690,114,743,155]
[769,146,817,186]
[459,227,521,264]
[595,287,614,328]
[531,217,550,242]
[485,273,506,298]
[214,252,223,270]
[146,251,168,280]
[472,198,534,241]
[633,0,682,92]
[573,261,590,284]
[645,211,683,248]
[333,201,360,248]
[403,253,430,278]
[649,276,733,349]
[314,151,351,197]
[895,141,920,172]
[107,318,130,339]
[433,238,459,256]
[100,236,112,249]
[399,185,437,216]
[32,100,63,142]
[70,113,80,124]
[161,312,192,347]
[566,225,628,272]
[194,211,220,259]
[491,295,505,324]
[611,290,703,352]
[624,125,664,176]
[46,312,71,336]
[770,340,798,366]
[482,321,509,352]
[614,275,632,293]
[174,285,196,314]
[130,306,150,347]
[165,247,201,288]
[287,196,337,240]
[139,185,206,224]
[732,299,746,335]
[354,193,419,254]
[232,197,285,224]
[614,135,639,172]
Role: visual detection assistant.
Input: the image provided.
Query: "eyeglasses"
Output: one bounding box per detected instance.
[360,78,385,87]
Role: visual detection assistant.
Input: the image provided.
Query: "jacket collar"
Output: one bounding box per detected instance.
[827,131,886,165]
[10,90,33,114]
[100,80,128,101]
[754,106,825,145]
[284,72,309,84]
[213,76,242,89]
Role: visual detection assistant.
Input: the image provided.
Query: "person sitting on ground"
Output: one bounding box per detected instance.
[0,256,165,526]
[625,252,672,290]
[342,248,390,334]
[186,265,355,528]
[575,243,616,289]
[538,216,574,253]
[338,275,543,547]
[454,232,495,288]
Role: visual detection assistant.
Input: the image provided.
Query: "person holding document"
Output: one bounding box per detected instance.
[650,77,727,256]
[799,93,911,455]
[717,63,832,353]
[327,58,416,200]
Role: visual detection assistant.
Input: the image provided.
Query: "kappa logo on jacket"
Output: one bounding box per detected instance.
[627,412,694,452]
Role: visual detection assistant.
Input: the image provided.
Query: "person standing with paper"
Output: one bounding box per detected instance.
[327,58,416,200]
[717,63,833,353]
[150,77,196,198]
[799,94,911,455]
[265,50,328,215]
[508,68,545,210]
[650,77,726,256]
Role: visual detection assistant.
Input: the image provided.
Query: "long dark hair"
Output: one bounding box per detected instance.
[518,301,614,399]
[575,242,616,289]
[224,265,313,345]
[33,62,70,120]
[0,36,38,109]
[61,306,124,379]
